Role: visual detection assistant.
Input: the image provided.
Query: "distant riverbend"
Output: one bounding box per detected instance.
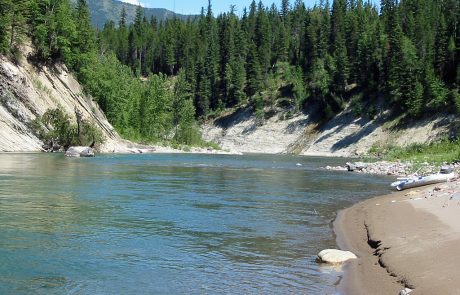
[0,153,391,294]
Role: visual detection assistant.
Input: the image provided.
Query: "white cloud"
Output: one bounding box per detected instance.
[118,0,144,7]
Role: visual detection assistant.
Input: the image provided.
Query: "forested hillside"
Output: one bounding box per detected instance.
[70,0,191,28]
[0,0,459,148]
[99,0,459,121]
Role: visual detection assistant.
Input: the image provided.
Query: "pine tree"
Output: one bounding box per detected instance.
[195,58,211,117]
[281,0,290,19]
[172,70,197,144]
[32,0,77,61]
[99,20,117,53]
[290,0,306,65]
[270,4,288,65]
[75,0,94,52]
[163,21,176,75]
[255,1,271,74]
[0,0,13,54]
[246,41,263,97]
[330,0,349,93]
[218,12,234,106]
[73,0,95,71]
[8,0,29,58]
[117,7,129,64]
[204,0,220,111]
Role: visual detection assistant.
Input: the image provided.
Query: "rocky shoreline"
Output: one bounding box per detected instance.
[324,160,460,177]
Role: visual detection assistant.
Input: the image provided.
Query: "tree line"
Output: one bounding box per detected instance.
[0,0,459,144]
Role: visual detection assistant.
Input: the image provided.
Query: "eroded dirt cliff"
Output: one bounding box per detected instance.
[202,106,454,157]
[0,50,134,153]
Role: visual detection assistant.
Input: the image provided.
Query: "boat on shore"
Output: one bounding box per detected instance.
[391,170,455,191]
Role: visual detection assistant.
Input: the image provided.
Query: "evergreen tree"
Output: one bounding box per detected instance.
[117,7,129,64]
[173,70,198,144]
[281,0,290,18]
[246,41,263,97]
[330,0,349,92]
[271,5,288,65]
[32,0,77,61]
[8,0,29,58]
[289,0,306,66]
[0,0,13,54]
[73,0,95,71]
[254,1,271,74]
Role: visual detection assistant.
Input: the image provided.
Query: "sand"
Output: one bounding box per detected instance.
[334,179,460,295]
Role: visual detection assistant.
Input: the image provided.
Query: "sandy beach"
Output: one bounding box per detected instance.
[334,179,460,294]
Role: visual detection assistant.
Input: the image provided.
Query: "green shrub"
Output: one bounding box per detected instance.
[32,108,103,149]
[449,88,460,113]
[370,139,460,164]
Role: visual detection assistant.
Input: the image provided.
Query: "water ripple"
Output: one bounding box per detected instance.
[0,153,392,294]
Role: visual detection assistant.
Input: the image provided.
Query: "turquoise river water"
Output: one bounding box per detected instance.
[0,153,392,294]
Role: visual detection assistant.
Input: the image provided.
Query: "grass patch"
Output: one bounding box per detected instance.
[31,76,52,96]
[170,139,221,151]
[369,139,460,164]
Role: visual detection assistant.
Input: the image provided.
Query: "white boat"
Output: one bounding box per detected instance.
[391,172,455,191]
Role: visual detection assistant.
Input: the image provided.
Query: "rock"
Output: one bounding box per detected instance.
[347,163,356,171]
[79,147,95,157]
[346,162,368,172]
[42,143,52,152]
[450,193,460,201]
[317,249,357,264]
[399,288,413,295]
[65,146,95,158]
[441,165,454,174]
[52,143,62,152]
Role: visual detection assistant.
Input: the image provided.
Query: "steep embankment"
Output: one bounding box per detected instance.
[202,106,454,156]
[0,50,136,153]
[201,108,310,154]
[1,49,452,156]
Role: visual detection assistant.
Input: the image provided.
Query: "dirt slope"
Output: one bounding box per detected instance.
[0,50,135,153]
[202,106,453,156]
[201,108,309,154]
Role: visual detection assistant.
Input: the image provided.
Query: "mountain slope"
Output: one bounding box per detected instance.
[78,0,192,28]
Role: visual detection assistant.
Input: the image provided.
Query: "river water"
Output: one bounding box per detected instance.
[0,153,392,294]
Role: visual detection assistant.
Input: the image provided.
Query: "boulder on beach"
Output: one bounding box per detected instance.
[399,288,413,295]
[317,249,357,264]
[65,146,95,158]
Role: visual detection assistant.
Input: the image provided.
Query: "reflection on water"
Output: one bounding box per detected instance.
[0,153,392,294]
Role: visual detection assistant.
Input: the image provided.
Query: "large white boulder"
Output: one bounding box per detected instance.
[317,249,357,264]
[399,288,413,295]
[65,146,95,158]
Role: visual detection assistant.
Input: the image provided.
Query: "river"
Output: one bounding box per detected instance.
[0,153,391,294]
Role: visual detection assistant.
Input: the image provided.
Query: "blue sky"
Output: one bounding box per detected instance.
[120,0,319,15]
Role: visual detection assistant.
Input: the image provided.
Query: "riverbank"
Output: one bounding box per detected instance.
[98,139,241,155]
[334,179,460,294]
